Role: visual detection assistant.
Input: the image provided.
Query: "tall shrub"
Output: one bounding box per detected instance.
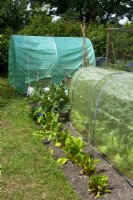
[86,23,107,57]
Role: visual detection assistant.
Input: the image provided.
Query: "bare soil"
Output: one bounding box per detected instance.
[43,122,133,200]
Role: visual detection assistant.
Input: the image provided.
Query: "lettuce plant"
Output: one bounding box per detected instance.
[54,129,71,148]
[75,153,100,175]
[34,111,62,141]
[88,173,110,198]
[63,136,86,160]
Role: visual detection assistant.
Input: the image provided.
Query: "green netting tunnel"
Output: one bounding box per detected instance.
[69,67,133,182]
[8,35,96,94]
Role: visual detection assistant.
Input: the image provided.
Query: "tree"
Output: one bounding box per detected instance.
[0,0,31,74]
[43,0,133,24]
[18,10,52,36]
[0,0,31,33]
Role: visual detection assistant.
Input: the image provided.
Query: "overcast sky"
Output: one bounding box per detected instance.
[119,17,130,25]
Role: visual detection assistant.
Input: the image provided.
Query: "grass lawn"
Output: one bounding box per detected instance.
[1,78,81,200]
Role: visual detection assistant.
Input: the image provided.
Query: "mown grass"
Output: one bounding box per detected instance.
[1,78,81,200]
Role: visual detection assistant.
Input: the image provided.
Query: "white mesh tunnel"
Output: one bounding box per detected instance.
[69,67,133,182]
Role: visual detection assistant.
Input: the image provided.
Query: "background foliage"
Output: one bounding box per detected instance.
[1,0,133,75]
[41,0,133,24]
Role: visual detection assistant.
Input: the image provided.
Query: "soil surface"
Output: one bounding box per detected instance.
[42,122,133,200]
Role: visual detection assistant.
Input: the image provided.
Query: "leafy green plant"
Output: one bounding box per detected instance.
[63,136,86,160]
[29,85,54,114]
[29,82,47,103]
[88,173,110,198]
[29,81,71,122]
[57,157,69,165]
[48,81,71,120]
[34,112,62,141]
[54,129,71,148]
[32,107,45,123]
[75,153,100,175]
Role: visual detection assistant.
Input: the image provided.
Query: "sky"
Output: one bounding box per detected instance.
[119,17,130,25]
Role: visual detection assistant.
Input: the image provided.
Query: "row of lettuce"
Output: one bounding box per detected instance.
[28,81,111,199]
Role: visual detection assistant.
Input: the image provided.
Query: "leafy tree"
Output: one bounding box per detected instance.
[49,20,82,37]
[43,0,133,24]
[0,0,30,33]
[86,23,107,57]
[1,0,132,75]
[18,13,82,37]
[0,0,45,74]
[18,10,52,36]
[0,0,32,74]
[0,28,14,74]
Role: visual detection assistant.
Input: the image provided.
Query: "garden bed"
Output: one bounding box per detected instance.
[29,81,133,199]
[43,122,133,200]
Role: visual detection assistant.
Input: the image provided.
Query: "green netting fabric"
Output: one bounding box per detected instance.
[69,67,133,181]
[8,35,96,94]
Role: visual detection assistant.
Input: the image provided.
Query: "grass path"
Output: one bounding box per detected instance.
[1,79,81,200]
